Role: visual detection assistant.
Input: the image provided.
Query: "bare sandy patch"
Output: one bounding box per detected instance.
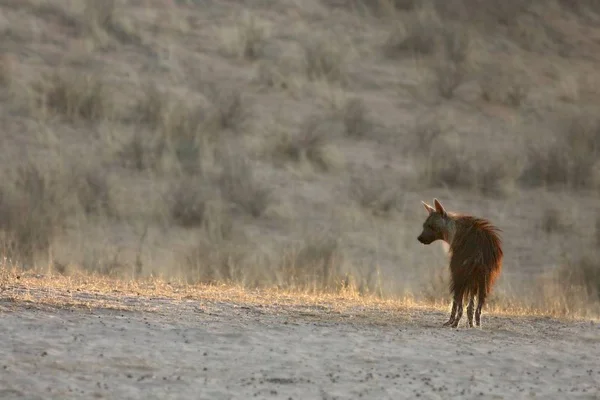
[1,271,599,399]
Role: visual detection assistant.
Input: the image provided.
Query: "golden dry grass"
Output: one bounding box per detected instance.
[1,267,598,323]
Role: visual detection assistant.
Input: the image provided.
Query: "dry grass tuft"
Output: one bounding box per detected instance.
[219,12,270,61]
[271,116,341,172]
[218,158,273,218]
[169,177,211,228]
[410,118,444,154]
[303,37,348,83]
[206,84,248,133]
[128,83,212,173]
[75,167,115,218]
[559,254,600,303]
[29,69,114,121]
[135,83,206,136]
[182,240,249,285]
[341,97,371,138]
[255,60,295,91]
[350,175,399,217]
[278,234,348,292]
[520,114,600,189]
[0,162,75,266]
[432,24,471,98]
[118,130,165,171]
[420,137,522,196]
[82,0,141,49]
[385,6,440,57]
[479,64,529,107]
[180,230,353,293]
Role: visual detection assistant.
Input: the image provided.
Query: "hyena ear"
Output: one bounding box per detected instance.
[433,198,447,217]
[421,201,435,215]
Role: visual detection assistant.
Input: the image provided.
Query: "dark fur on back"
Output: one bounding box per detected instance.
[449,215,503,302]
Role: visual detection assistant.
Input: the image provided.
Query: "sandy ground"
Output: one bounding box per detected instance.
[1,287,599,400]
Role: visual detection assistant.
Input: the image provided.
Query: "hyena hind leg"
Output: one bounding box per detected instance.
[443,299,457,327]
[467,295,475,328]
[450,293,464,328]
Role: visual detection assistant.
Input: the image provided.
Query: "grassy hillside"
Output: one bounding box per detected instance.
[0,0,599,315]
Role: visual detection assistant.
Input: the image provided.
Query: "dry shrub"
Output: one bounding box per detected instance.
[118,130,165,171]
[219,12,270,61]
[169,178,210,228]
[341,97,371,138]
[271,116,341,172]
[432,24,471,98]
[556,74,580,103]
[479,65,529,107]
[218,158,273,218]
[134,83,171,128]
[205,84,248,133]
[29,69,114,121]
[303,37,348,83]
[433,56,466,99]
[136,83,206,136]
[350,175,399,216]
[0,163,74,266]
[553,253,600,311]
[181,238,249,285]
[82,0,141,48]
[180,231,379,294]
[385,6,441,57]
[129,83,210,173]
[256,60,295,91]
[510,14,559,53]
[410,118,444,155]
[421,137,522,195]
[170,177,234,238]
[75,167,115,218]
[520,114,600,189]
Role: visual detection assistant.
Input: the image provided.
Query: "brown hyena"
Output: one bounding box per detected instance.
[417,198,503,328]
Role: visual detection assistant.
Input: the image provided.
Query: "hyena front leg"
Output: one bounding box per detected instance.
[467,295,475,328]
[442,299,457,326]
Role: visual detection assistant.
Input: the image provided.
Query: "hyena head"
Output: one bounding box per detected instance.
[417,198,453,245]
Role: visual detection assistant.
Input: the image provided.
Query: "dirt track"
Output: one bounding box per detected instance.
[1,289,599,400]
